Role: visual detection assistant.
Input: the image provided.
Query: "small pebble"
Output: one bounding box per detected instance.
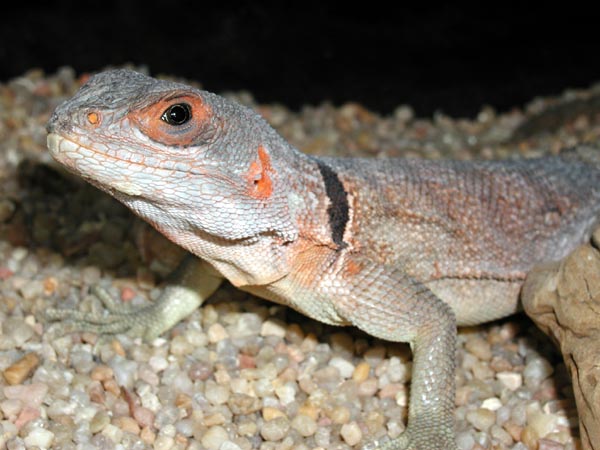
[0,398,23,419]
[490,424,514,446]
[328,356,355,378]
[260,417,290,441]
[297,404,319,421]
[3,382,48,408]
[262,407,286,421]
[219,441,242,450]
[520,425,540,450]
[23,427,54,448]
[15,405,40,428]
[387,356,409,383]
[357,378,379,396]
[527,403,559,438]
[471,361,494,380]
[205,381,230,405]
[154,435,175,450]
[2,353,39,385]
[90,364,114,381]
[169,335,195,356]
[503,420,524,442]
[201,426,229,450]
[290,414,318,437]
[480,397,503,411]
[497,371,523,390]
[110,357,138,388]
[133,405,155,428]
[260,319,287,337]
[329,405,351,424]
[456,431,476,450]
[114,415,141,434]
[101,423,124,444]
[524,358,554,388]
[340,421,363,446]
[90,411,111,433]
[466,408,496,432]
[141,426,156,444]
[3,319,35,347]
[352,361,371,382]
[274,382,297,405]
[208,323,229,343]
[314,427,331,447]
[18,280,44,302]
[204,412,227,426]
[465,336,492,361]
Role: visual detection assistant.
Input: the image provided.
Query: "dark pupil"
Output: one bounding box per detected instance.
[163,103,191,125]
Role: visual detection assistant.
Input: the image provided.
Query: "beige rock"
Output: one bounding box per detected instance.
[2,353,39,385]
[522,238,600,450]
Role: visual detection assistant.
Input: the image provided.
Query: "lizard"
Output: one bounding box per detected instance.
[45,69,600,450]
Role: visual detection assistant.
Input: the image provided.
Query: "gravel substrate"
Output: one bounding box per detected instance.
[1,66,600,449]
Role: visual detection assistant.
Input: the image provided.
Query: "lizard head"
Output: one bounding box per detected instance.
[46,69,299,249]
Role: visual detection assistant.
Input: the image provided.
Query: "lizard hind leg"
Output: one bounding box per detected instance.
[329,256,459,450]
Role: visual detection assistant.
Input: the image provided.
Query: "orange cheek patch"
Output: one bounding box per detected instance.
[246,145,274,199]
[128,94,212,146]
[344,258,364,277]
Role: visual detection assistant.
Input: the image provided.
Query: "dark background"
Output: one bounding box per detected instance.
[1,2,598,118]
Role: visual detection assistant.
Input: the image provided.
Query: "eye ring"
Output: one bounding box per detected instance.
[161,103,192,126]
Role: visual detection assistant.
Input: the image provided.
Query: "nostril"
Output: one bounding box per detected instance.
[87,111,101,126]
[46,112,58,133]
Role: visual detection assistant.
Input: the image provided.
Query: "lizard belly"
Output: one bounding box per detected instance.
[425,278,524,326]
[242,278,350,326]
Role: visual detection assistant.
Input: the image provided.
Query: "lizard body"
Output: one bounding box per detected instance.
[46,69,600,450]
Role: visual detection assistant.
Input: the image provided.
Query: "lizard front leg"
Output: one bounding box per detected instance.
[46,255,223,340]
[328,255,458,450]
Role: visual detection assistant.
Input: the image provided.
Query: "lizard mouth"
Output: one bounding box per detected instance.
[47,133,91,161]
[48,132,150,167]
[47,132,239,195]
[47,133,145,196]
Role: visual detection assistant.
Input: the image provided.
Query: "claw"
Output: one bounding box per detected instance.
[44,257,222,341]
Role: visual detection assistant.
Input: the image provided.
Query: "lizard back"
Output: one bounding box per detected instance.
[318,147,600,323]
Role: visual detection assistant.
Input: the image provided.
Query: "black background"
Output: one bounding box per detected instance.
[1,2,598,117]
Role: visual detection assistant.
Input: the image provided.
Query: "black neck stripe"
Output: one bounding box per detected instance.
[316,160,349,248]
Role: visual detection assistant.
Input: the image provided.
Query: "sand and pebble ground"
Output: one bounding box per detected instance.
[1,66,600,449]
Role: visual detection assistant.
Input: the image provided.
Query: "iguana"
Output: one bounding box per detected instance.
[46,69,600,449]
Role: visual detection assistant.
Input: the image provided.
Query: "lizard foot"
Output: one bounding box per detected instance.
[364,426,457,450]
[45,286,175,340]
[44,256,223,341]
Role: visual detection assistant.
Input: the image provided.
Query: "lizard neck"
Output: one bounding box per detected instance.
[280,150,352,251]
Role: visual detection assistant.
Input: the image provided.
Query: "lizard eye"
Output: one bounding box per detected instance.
[130,94,212,146]
[161,103,191,125]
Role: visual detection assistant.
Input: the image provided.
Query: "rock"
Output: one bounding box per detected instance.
[260,319,287,338]
[522,238,600,450]
[328,356,355,379]
[352,361,371,382]
[2,352,39,385]
[290,413,318,437]
[466,408,496,432]
[340,421,363,446]
[496,372,523,391]
[3,382,48,408]
[201,426,229,450]
[260,416,290,441]
[23,428,54,448]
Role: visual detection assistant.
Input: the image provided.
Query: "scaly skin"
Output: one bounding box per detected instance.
[46,69,600,449]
